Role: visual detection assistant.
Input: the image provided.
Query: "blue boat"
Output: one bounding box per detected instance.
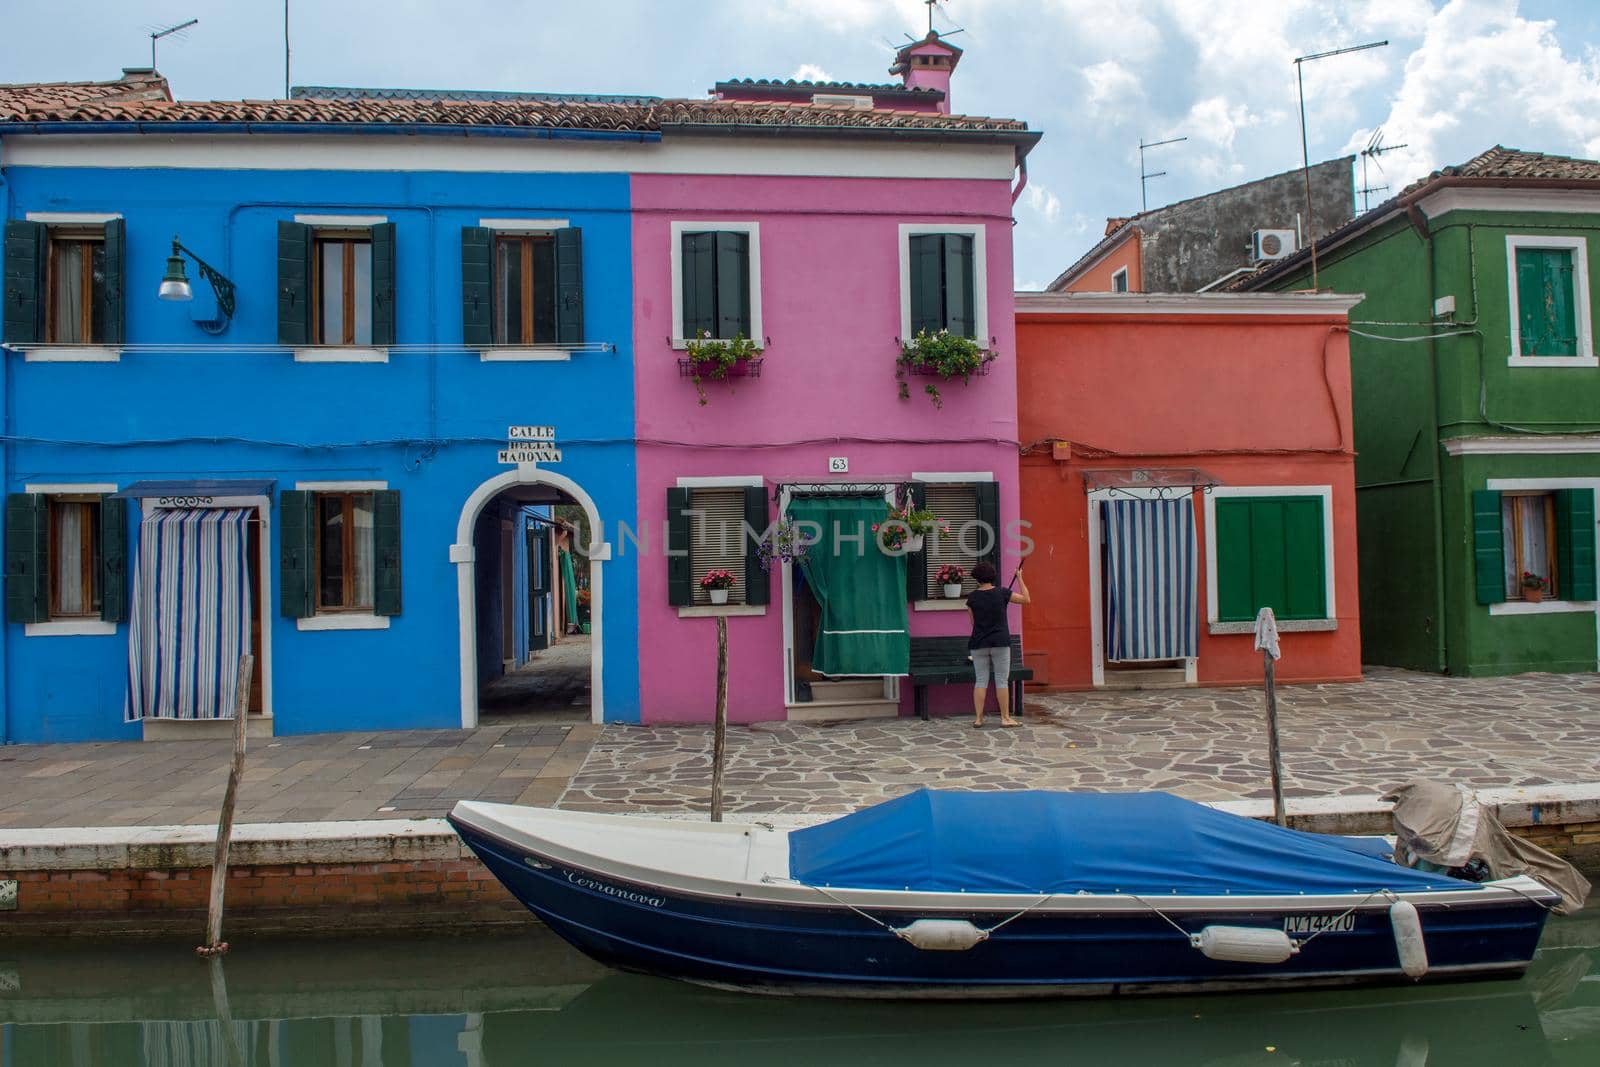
[447,789,1561,998]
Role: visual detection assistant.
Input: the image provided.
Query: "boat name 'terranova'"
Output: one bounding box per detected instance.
[562,868,666,908]
[1283,913,1357,934]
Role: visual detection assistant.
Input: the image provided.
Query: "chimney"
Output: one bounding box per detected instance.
[890,32,962,114]
[116,67,174,102]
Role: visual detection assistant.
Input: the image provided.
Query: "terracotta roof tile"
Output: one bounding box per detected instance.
[1399,145,1600,194]
[0,90,1030,138]
[0,71,171,119]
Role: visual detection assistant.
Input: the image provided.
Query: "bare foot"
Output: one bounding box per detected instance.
[1000,719,1022,728]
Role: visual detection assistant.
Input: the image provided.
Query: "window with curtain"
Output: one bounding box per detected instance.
[46,228,107,344]
[495,232,559,344]
[315,492,375,612]
[1501,492,1558,599]
[48,497,101,618]
[688,487,748,605]
[313,231,374,345]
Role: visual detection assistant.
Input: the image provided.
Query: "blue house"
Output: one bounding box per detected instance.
[1,71,642,742]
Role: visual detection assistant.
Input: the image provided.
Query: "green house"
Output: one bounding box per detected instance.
[1241,147,1600,676]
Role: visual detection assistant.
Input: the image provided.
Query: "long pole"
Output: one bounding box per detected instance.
[1293,40,1387,291]
[200,653,253,955]
[284,1,291,98]
[1263,649,1286,827]
[710,618,729,822]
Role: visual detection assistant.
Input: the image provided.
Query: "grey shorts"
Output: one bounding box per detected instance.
[971,646,1011,689]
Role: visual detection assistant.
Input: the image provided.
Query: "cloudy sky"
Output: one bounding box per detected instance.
[5,1,1600,289]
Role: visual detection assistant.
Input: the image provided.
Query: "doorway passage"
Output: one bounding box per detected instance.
[473,486,592,724]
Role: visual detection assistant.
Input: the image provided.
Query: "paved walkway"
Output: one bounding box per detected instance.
[480,635,593,725]
[560,667,1600,813]
[0,723,600,829]
[1,667,1597,829]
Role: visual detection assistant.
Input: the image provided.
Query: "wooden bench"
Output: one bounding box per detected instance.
[908,635,1032,721]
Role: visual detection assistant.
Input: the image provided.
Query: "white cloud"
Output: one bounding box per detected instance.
[1351,0,1600,191]
[1082,59,1142,115]
[792,63,835,82]
[1024,181,1064,224]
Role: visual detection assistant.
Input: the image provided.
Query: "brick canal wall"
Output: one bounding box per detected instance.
[2,790,1596,939]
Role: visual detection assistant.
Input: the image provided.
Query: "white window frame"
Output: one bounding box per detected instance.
[1087,487,1198,686]
[909,471,994,612]
[674,475,766,618]
[1506,234,1595,367]
[1202,485,1338,634]
[21,482,119,636]
[1485,477,1600,618]
[1111,267,1129,293]
[476,217,575,361]
[898,223,989,344]
[292,215,392,364]
[669,221,762,349]
[21,212,125,363]
[294,479,391,631]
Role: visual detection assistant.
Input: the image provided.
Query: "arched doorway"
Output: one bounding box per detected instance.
[454,468,606,728]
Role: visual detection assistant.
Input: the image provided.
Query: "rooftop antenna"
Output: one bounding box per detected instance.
[1139,135,1187,212]
[1295,40,1388,287]
[149,18,197,70]
[1358,128,1408,211]
[284,1,291,98]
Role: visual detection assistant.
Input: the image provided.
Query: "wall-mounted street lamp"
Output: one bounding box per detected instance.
[158,235,236,333]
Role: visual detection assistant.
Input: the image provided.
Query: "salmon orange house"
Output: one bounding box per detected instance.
[1014,292,1364,690]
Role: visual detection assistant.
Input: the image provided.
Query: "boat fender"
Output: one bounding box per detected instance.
[1189,926,1299,964]
[1389,899,1429,978]
[893,919,988,951]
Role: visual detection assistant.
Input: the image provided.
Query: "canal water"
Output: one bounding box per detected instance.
[3,910,1596,1066]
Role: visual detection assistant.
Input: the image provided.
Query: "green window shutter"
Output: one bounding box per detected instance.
[1547,251,1579,355]
[1515,249,1545,355]
[98,495,128,624]
[373,489,402,617]
[3,220,45,345]
[681,232,716,339]
[461,226,493,347]
[370,221,396,347]
[1516,248,1580,356]
[715,231,751,339]
[1555,488,1597,601]
[908,234,943,336]
[278,490,314,619]
[1280,497,1327,619]
[555,226,585,345]
[5,493,48,624]
[1213,500,1255,622]
[1471,489,1506,605]
[666,486,692,606]
[906,482,929,601]
[743,485,770,606]
[98,217,126,346]
[277,221,312,347]
[943,234,976,339]
[974,480,1001,571]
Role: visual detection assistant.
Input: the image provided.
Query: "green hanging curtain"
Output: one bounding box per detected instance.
[560,548,580,627]
[788,495,909,677]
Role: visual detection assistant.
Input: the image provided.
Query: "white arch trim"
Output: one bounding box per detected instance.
[454,465,610,728]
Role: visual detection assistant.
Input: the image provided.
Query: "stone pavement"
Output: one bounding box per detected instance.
[1,667,1598,829]
[0,722,600,829]
[559,667,1600,814]
[480,635,592,725]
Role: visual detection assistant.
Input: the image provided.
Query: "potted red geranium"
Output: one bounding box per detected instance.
[701,569,736,605]
[937,564,966,599]
[1521,571,1547,603]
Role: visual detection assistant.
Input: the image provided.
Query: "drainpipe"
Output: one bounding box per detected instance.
[1,134,10,744]
[1417,206,1449,674]
[1010,154,1029,208]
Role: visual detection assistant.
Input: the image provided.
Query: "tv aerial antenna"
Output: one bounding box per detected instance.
[904,1,965,43]
[1139,135,1187,212]
[148,18,198,71]
[1358,128,1408,211]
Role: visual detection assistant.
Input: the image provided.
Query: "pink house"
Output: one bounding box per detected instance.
[631,35,1040,723]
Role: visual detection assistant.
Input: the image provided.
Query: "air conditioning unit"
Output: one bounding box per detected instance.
[1251,229,1297,262]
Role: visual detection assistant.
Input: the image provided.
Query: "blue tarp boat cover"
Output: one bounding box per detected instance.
[788,790,1479,896]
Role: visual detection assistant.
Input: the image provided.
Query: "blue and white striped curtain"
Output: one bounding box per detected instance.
[125,508,254,722]
[1104,497,1198,662]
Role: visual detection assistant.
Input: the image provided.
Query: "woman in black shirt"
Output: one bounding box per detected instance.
[967,561,1031,728]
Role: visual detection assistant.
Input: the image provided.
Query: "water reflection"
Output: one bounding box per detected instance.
[2,912,1596,1066]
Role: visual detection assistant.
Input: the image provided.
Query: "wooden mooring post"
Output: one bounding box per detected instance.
[711,617,728,822]
[199,653,254,956]
[1254,608,1287,828]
